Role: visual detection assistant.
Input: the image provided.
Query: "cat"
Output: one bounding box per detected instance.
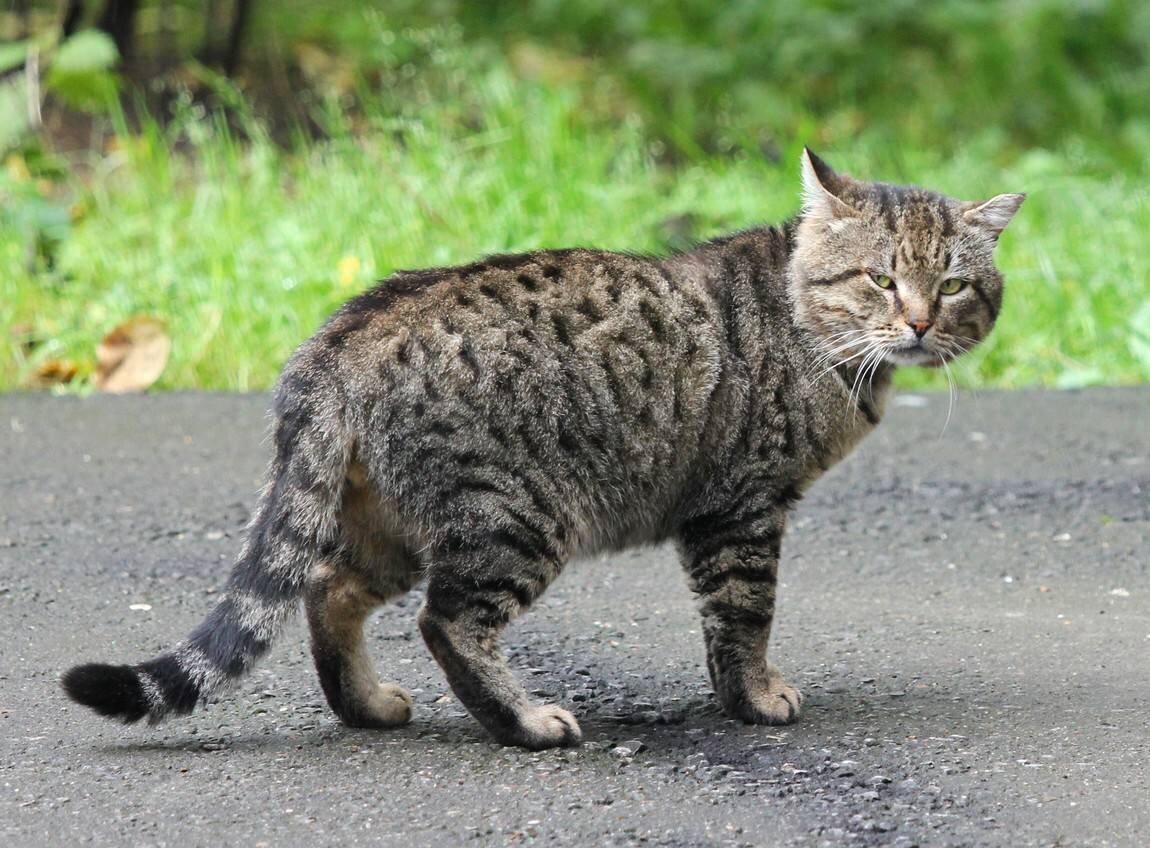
[62,150,1023,749]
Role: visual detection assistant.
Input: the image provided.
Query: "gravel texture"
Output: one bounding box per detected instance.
[1,388,1147,847]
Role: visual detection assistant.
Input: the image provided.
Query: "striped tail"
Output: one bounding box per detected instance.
[62,381,350,724]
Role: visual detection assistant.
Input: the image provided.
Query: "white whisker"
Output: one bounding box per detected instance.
[846,344,887,419]
[937,352,957,437]
[864,347,887,401]
[809,344,868,376]
[810,340,879,385]
[806,330,873,373]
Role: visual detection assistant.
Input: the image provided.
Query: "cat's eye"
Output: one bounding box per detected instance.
[940,278,967,295]
[869,273,895,290]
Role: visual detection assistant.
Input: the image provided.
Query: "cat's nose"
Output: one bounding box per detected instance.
[907,318,933,338]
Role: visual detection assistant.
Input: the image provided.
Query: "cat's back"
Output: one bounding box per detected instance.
[321,248,706,351]
[295,247,724,404]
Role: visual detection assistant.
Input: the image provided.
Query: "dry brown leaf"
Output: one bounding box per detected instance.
[293,42,356,98]
[9,323,40,356]
[27,358,79,387]
[94,317,171,393]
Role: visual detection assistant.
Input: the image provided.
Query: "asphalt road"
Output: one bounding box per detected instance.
[1,388,1147,847]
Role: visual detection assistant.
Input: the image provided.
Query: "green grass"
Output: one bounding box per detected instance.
[247,0,1150,163]
[2,27,1149,392]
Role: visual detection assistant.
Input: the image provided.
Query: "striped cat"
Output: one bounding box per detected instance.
[63,150,1023,749]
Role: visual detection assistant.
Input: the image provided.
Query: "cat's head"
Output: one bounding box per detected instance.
[789,148,1023,368]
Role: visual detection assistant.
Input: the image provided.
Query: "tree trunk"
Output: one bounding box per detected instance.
[97,0,141,62]
[223,0,252,75]
[61,0,85,37]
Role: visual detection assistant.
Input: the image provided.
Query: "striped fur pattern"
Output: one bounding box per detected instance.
[62,150,1022,748]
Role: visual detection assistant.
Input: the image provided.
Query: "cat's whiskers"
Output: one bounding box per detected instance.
[810,344,874,385]
[808,343,871,378]
[937,352,958,437]
[846,355,870,416]
[938,337,984,400]
[934,335,975,363]
[807,329,873,374]
[814,327,874,349]
[808,334,882,385]
[863,342,891,405]
[846,342,889,419]
[947,333,981,345]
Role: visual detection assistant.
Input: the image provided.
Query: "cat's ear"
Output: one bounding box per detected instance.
[800,148,860,224]
[962,193,1026,238]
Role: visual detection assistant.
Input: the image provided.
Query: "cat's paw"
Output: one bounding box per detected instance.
[502,704,583,750]
[342,683,414,728]
[721,671,803,726]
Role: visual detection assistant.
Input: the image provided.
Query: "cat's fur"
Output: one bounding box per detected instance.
[62,151,1023,749]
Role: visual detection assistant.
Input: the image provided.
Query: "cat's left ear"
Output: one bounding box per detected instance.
[962,193,1026,239]
[800,147,860,224]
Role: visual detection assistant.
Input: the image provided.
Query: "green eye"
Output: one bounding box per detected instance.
[870,273,895,290]
[940,278,966,295]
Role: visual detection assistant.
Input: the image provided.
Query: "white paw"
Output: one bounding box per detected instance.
[360,682,414,727]
[514,704,582,750]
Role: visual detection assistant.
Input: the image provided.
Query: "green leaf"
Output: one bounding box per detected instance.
[0,41,28,75]
[52,30,119,75]
[46,30,121,111]
[47,69,119,110]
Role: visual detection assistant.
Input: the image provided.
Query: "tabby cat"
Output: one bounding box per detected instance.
[63,150,1023,749]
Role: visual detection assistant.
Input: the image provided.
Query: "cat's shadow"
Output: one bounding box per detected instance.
[95,683,997,767]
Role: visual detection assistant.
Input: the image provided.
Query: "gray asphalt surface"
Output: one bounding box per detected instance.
[1,388,1147,847]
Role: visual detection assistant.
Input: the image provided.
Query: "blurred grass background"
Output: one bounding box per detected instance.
[2,0,1149,391]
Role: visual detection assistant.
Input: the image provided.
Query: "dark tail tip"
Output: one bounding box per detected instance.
[61,663,150,723]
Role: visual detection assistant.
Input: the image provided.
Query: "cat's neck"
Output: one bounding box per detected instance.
[664,219,798,305]
[676,216,844,344]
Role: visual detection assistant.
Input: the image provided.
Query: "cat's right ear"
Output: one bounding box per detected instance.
[800,148,860,224]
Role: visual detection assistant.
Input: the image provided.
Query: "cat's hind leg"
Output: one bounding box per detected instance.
[305,562,415,728]
[417,530,580,750]
[305,476,420,729]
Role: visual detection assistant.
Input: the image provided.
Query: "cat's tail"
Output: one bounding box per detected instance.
[62,377,351,724]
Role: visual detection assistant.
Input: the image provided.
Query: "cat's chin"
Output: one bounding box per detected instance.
[884,347,944,368]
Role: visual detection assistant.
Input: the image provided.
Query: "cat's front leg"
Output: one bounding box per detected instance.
[679,503,803,725]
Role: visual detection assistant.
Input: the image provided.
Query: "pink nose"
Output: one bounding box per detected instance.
[908,319,933,338]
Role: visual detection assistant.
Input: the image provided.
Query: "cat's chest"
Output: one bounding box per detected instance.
[757,368,889,491]
[812,411,878,475]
